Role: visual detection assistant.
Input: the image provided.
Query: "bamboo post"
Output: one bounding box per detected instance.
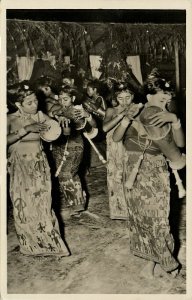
[174,39,180,93]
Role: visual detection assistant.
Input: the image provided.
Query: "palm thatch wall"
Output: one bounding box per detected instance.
[7,20,186,89]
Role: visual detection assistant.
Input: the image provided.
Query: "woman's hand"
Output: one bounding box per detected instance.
[121,116,130,128]
[125,103,143,120]
[55,116,70,128]
[118,109,128,119]
[74,108,90,119]
[24,122,50,133]
[148,111,178,127]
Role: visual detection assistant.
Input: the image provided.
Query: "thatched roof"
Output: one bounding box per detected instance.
[7,20,186,63]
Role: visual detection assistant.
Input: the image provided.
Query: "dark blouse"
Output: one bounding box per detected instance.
[123,124,162,155]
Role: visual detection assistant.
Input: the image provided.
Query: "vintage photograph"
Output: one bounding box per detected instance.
[2,1,190,297]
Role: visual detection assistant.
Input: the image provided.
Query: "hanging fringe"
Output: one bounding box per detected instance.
[55,139,69,177]
[125,139,151,190]
[125,154,144,190]
[171,169,186,198]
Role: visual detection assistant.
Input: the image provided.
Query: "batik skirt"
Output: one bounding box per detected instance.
[123,151,179,272]
[7,142,69,256]
[106,129,128,220]
[52,135,86,213]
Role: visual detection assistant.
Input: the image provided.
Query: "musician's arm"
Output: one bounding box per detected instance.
[7,115,24,146]
[45,101,63,118]
[171,118,185,148]
[103,108,124,133]
[148,111,185,148]
[7,114,49,146]
[86,113,97,128]
[113,117,131,142]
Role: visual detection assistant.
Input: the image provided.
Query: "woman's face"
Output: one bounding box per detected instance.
[39,85,52,97]
[20,93,38,114]
[148,91,172,110]
[116,90,133,108]
[59,92,72,107]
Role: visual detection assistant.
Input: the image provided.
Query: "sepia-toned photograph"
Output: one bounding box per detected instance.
[1,0,192,298]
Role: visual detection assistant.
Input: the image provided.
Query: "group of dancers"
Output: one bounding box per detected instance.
[7,67,186,278]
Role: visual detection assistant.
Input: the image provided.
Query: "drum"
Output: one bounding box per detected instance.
[62,105,87,130]
[139,105,185,170]
[82,97,106,119]
[139,106,171,140]
[74,105,87,130]
[40,119,62,142]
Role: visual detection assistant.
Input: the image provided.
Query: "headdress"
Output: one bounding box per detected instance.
[16,84,34,102]
[145,68,174,95]
[113,81,135,95]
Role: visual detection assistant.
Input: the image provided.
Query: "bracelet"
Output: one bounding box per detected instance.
[172,118,181,130]
[86,114,92,122]
[18,127,28,138]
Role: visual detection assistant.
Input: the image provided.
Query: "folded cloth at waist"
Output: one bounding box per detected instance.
[125,151,167,168]
[124,137,162,155]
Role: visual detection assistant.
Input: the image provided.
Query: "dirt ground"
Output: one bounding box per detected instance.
[7,150,186,295]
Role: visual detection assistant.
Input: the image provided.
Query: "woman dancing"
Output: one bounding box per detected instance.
[7,83,69,257]
[103,83,141,220]
[48,85,97,220]
[113,77,185,278]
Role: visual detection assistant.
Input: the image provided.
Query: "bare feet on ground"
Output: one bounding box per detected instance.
[153,263,180,280]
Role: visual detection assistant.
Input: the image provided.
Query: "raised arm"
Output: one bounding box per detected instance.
[171,118,185,148]
[103,108,125,133]
[85,112,97,128]
[148,111,185,148]
[73,107,97,128]
[7,115,49,146]
[45,100,63,118]
[113,117,131,142]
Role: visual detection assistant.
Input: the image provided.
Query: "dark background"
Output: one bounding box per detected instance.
[7,9,186,23]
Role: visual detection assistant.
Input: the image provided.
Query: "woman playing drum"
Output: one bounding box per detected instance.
[7,83,69,257]
[113,77,185,278]
[103,83,142,220]
[47,85,97,221]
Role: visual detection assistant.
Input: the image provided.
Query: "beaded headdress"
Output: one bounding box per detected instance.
[145,68,174,96]
[16,84,35,102]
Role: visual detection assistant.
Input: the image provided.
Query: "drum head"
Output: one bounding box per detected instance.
[85,127,98,139]
[139,106,162,126]
[40,119,62,142]
[139,105,171,140]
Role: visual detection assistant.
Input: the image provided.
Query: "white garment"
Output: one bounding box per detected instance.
[63,56,70,65]
[89,55,102,79]
[16,56,35,81]
[126,56,143,84]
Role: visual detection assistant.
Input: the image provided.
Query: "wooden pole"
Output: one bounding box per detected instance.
[174,39,180,93]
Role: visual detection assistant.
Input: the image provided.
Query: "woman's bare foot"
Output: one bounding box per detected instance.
[169,267,180,278]
[140,261,156,279]
[154,264,180,279]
